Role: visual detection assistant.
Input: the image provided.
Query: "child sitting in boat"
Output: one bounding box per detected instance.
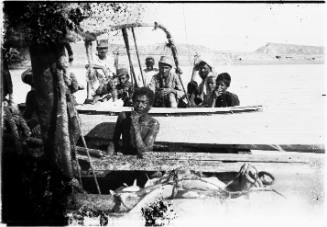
[92,76,120,104]
[202,75,217,107]
[208,72,240,107]
[92,68,133,106]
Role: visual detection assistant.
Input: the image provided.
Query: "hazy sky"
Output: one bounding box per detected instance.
[132,3,325,52]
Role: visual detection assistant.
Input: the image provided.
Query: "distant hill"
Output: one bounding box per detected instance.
[9,41,324,69]
[70,41,324,67]
[255,42,324,56]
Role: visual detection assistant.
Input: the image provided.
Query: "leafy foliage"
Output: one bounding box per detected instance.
[3,2,144,47]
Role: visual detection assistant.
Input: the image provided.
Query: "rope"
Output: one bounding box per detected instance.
[72,104,102,194]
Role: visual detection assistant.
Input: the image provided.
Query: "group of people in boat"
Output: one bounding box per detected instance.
[3,38,241,160]
[83,39,240,109]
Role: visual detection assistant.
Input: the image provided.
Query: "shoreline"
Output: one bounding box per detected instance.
[8,60,324,70]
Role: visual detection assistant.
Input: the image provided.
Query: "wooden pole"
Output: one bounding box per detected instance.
[122,28,138,88]
[154,22,190,105]
[85,41,93,100]
[131,27,146,86]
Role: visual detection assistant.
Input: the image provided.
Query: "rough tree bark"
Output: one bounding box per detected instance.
[29,43,73,179]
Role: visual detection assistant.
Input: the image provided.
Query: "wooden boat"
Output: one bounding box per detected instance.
[78,104,324,153]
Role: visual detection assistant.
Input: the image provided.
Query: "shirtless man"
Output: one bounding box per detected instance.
[112,87,160,158]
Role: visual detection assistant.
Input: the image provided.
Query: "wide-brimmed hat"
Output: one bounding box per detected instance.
[21,68,33,85]
[117,68,129,77]
[158,56,173,67]
[96,39,109,49]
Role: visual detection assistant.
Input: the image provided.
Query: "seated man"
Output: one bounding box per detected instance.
[85,39,115,102]
[111,87,160,158]
[148,56,184,108]
[208,72,240,107]
[116,68,134,106]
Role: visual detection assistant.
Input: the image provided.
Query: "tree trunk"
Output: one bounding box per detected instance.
[29,43,73,179]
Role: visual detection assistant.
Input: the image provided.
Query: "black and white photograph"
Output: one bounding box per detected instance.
[1,1,325,226]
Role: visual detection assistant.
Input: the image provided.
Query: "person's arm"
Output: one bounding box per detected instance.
[148,75,157,93]
[174,75,185,99]
[131,113,160,158]
[113,112,125,154]
[230,93,240,106]
[64,42,74,63]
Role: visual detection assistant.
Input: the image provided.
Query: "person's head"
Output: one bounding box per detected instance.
[207,75,217,92]
[21,68,34,87]
[197,61,212,80]
[117,68,130,84]
[132,87,155,114]
[57,55,69,70]
[216,72,231,93]
[158,56,173,78]
[145,57,155,69]
[111,76,120,88]
[96,39,109,60]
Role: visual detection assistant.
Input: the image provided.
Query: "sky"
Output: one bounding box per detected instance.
[128,3,325,52]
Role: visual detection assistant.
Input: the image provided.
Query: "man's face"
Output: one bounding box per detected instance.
[159,64,171,78]
[198,64,211,80]
[119,74,128,84]
[97,48,108,60]
[133,94,151,114]
[146,60,154,69]
[216,80,228,93]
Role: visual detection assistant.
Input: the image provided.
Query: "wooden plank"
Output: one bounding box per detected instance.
[76,147,323,164]
[77,151,323,173]
[156,142,325,153]
[77,105,263,116]
[80,155,320,173]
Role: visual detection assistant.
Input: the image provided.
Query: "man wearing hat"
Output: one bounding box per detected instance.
[148,56,184,108]
[85,39,115,101]
[187,57,216,106]
[143,56,158,86]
